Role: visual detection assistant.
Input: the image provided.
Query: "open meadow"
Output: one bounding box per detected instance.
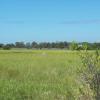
[0,50,99,100]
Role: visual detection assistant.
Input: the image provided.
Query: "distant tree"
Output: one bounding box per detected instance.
[0,43,4,48]
[58,42,65,49]
[31,41,38,48]
[93,43,100,50]
[82,42,89,50]
[15,42,25,48]
[46,42,52,48]
[51,42,55,48]
[3,44,11,50]
[0,41,99,50]
[26,42,31,49]
[55,42,59,48]
[8,43,15,48]
[70,41,78,50]
[42,42,47,48]
[38,43,44,49]
[63,41,69,48]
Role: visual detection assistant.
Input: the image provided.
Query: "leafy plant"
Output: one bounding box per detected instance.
[79,50,100,100]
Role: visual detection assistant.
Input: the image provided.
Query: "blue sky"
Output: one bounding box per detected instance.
[0,0,100,43]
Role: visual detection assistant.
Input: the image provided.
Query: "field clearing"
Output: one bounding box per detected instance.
[0,50,94,100]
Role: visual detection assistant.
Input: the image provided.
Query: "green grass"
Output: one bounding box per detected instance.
[0,50,83,100]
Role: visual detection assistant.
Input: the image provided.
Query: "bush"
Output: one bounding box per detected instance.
[79,50,100,100]
[3,45,11,50]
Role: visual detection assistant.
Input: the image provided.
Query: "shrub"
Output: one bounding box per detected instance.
[3,45,11,50]
[79,50,100,100]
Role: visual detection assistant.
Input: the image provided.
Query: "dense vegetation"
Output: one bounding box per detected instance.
[0,50,99,100]
[79,50,100,100]
[0,41,100,50]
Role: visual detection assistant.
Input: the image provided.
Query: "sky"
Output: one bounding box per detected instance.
[0,0,100,43]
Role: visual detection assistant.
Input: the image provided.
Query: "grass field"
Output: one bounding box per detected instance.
[0,50,92,100]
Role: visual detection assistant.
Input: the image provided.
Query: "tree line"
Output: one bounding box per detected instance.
[0,41,100,50]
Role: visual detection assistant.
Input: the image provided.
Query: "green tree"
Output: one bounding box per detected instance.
[31,41,38,48]
[26,42,31,49]
[15,42,25,48]
[70,41,78,50]
[82,42,89,50]
[0,43,4,48]
[3,44,11,50]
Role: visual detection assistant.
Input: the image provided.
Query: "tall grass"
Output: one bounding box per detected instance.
[0,50,99,100]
